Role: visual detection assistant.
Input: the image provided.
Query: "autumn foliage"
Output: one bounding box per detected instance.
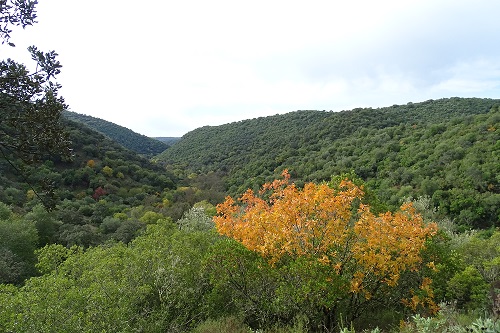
[214,170,439,316]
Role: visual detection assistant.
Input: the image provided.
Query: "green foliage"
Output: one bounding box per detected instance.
[192,316,252,333]
[0,116,186,249]
[0,51,71,209]
[159,98,500,229]
[2,94,500,331]
[177,206,215,232]
[0,201,497,332]
[0,201,11,219]
[454,230,500,283]
[23,204,62,246]
[35,244,82,275]
[204,238,279,327]
[446,266,489,311]
[0,218,221,332]
[1,49,71,163]
[63,111,169,157]
[1,1,72,210]
[0,209,38,284]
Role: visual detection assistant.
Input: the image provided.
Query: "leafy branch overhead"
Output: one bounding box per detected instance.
[0,0,38,46]
[0,0,71,210]
[0,48,71,164]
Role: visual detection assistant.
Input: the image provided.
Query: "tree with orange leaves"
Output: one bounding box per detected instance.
[214,170,438,329]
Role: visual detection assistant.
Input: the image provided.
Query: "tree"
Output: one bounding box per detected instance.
[0,0,37,46]
[214,171,438,330]
[1,47,71,164]
[0,219,219,332]
[0,203,39,284]
[1,0,71,209]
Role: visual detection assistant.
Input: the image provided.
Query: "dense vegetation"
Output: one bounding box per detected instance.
[1,104,499,331]
[1,5,499,329]
[0,118,231,286]
[63,110,169,157]
[158,98,500,230]
[1,175,499,332]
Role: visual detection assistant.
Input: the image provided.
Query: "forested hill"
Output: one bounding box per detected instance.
[155,137,181,145]
[63,111,169,157]
[0,118,184,249]
[157,97,500,229]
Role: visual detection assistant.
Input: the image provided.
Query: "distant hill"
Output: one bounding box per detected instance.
[63,111,169,157]
[157,97,500,229]
[154,137,181,145]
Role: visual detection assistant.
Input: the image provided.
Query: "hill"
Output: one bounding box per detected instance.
[63,111,169,157]
[157,97,500,229]
[0,118,184,248]
[155,137,181,145]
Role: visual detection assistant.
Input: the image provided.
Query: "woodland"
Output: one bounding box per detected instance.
[1,2,500,332]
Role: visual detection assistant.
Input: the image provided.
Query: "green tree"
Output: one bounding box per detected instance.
[0,219,220,332]
[101,165,113,177]
[0,205,39,284]
[23,204,62,246]
[1,1,71,210]
[1,47,71,164]
[446,266,489,311]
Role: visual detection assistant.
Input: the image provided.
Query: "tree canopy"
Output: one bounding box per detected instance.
[214,171,439,329]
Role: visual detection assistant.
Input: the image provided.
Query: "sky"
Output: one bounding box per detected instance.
[3,0,500,137]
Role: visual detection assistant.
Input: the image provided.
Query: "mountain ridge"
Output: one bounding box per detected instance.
[63,111,170,157]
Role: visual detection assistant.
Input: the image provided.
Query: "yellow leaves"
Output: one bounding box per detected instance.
[350,271,365,293]
[420,277,433,293]
[318,255,331,265]
[401,278,439,315]
[352,202,438,288]
[426,261,437,272]
[214,172,364,263]
[215,175,436,275]
[384,273,400,287]
[214,172,439,313]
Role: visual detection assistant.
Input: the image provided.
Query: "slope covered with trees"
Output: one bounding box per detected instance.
[0,117,217,284]
[158,97,500,229]
[63,111,169,157]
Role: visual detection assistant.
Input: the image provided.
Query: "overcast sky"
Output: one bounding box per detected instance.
[3,0,500,137]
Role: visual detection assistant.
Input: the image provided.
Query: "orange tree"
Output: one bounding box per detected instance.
[214,171,438,330]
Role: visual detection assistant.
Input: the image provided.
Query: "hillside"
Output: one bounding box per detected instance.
[155,137,181,145]
[63,111,169,157]
[0,118,185,248]
[157,97,500,229]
